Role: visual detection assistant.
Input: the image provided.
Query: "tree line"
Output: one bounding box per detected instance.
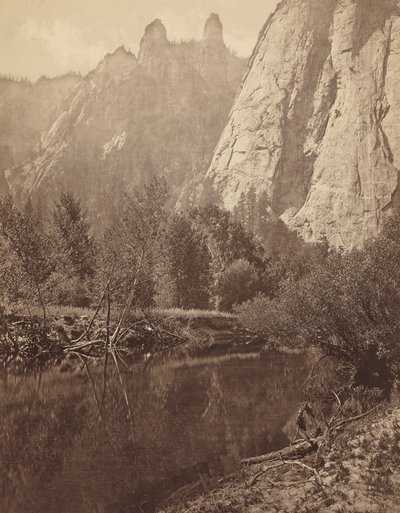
[6,175,395,396]
[0,178,324,319]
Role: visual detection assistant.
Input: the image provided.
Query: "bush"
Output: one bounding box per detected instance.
[216,259,260,311]
[237,216,400,394]
[162,213,211,309]
[44,272,92,307]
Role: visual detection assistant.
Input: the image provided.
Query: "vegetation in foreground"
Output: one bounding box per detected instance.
[0,307,246,373]
[237,216,400,396]
[160,404,400,513]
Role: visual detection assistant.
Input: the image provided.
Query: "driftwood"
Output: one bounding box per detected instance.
[247,459,324,489]
[243,398,381,467]
[331,405,379,430]
[242,437,322,465]
[243,403,380,495]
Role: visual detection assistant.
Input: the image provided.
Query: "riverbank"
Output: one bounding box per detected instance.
[1,308,261,364]
[160,404,400,513]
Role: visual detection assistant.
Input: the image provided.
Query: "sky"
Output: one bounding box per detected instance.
[0,0,279,81]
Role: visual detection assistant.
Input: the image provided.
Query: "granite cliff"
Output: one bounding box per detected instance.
[200,0,400,248]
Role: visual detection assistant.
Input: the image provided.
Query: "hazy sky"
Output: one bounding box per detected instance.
[0,0,279,81]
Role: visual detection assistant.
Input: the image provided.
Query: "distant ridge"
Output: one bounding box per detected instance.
[4,14,246,232]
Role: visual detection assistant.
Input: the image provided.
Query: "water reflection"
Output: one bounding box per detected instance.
[0,351,309,513]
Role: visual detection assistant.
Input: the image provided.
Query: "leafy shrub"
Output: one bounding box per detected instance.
[44,272,92,307]
[235,293,289,341]
[216,259,260,311]
[237,216,400,394]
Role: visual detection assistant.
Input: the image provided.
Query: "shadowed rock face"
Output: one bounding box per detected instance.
[0,74,82,194]
[200,0,400,249]
[5,15,246,231]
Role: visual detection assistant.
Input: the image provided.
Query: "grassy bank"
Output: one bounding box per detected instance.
[0,306,254,369]
[5,304,234,320]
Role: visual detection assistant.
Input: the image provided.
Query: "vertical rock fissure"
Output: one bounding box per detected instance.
[271,0,337,216]
[376,16,400,216]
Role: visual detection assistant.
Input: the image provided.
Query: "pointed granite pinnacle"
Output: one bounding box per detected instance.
[203,13,224,44]
[142,19,168,45]
[138,19,169,64]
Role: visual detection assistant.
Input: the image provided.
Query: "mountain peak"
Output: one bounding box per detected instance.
[139,19,169,64]
[109,45,133,57]
[103,45,136,63]
[144,18,168,40]
[203,13,224,44]
[96,45,137,78]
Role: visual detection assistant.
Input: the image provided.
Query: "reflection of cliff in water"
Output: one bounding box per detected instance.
[0,351,309,513]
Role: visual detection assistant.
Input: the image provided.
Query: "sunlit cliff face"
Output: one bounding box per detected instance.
[201,0,400,249]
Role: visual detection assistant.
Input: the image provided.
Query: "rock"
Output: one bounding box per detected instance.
[5,15,246,232]
[0,73,81,178]
[199,0,400,249]
[138,19,169,70]
[201,14,228,84]
[203,13,224,44]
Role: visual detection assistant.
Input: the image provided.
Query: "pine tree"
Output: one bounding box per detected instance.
[236,192,247,228]
[256,191,270,234]
[247,186,257,232]
[164,213,211,309]
[52,192,95,281]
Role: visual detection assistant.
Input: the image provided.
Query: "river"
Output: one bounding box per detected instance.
[0,350,310,513]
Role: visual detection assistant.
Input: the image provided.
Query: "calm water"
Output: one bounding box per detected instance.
[0,350,310,513]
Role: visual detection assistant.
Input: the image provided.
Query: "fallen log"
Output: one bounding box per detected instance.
[242,405,379,466]
[242,437,322,465]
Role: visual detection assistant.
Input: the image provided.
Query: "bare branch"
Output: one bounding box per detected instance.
[301,354,328,388]
[111,350,135,443]
[242,437,321,465]
[247,459,324,490]
[72,277,112,343]
[332,405,380,430]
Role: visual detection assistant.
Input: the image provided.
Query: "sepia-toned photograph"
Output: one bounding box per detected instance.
[1,0,400,511]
